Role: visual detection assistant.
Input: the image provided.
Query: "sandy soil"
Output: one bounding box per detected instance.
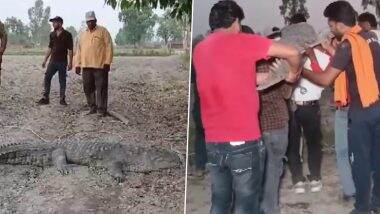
[186,153,355,214]
[0,55,188,214]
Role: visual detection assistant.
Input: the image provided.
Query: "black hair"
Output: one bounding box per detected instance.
[358,12,378,28]
[289,13,307,24]
[323,1,356,27]
[209,0,245,31]
[241,25,254,34]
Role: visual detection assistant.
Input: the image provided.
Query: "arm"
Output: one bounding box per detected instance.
[302,65,342,87]
[267,42,302,82]
[42,48,52,68]
[67,33,74,71]
[75,34,82,74]
[103,29,113,71]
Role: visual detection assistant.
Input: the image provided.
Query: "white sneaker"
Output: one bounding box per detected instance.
[294,181,306,194]
[310,180,323,193]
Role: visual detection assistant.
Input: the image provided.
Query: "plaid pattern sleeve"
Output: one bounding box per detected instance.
[259,83,290,132]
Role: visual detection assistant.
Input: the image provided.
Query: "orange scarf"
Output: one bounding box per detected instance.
[334,25,379,107]
[334,72,349,107]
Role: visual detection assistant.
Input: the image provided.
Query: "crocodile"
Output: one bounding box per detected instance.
[257,22,318,91]
[0,140,181,183]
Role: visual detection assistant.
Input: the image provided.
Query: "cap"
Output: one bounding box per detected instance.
[85,11,96,22]
[49,16,63,23]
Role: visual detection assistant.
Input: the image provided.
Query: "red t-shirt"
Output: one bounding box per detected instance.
[193,31,272,143]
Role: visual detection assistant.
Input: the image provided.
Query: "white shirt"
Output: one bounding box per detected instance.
[292,49,329,102]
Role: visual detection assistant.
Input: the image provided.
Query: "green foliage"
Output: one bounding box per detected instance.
[28,0,51,46]
[4,17,31,46]
[66,26,78,40]
[115,28,127,46]
[157,11,183,45]
[117,7,157,47]
[279,0,309,24]
[104,0,192,20]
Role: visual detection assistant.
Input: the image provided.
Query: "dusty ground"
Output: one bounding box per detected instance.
[186,153,355,214]
[0,55,188,213]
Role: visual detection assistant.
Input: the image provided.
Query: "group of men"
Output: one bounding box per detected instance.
[192,1,380,214]
[0,11,113,116]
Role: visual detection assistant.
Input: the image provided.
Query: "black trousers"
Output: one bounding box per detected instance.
[43,61,67,99]
[287,103,323,184]
[82,68,108,113]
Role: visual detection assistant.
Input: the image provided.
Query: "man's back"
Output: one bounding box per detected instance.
[193,32,272,142]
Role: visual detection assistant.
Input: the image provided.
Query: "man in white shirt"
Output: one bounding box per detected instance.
[287,30,331,194]
[358,12,380,41]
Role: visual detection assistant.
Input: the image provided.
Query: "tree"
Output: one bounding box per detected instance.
[4,17,31,46]
[104,0,192,20]
[115,28,127,46]
[118,7,157,47]
[362,0,380,17]
[279,0,309,24]
[157,12,183,46]
[28,0,51,46]
[66,26,78,40]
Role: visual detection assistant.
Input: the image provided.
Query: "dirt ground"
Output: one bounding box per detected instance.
[0,55,188,213]
[186,152,355,214]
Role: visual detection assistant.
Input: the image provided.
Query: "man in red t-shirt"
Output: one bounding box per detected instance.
[192,1,302,213]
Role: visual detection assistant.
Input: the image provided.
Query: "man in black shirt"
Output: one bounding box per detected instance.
[37,16,73,105]
[302,2,380,213]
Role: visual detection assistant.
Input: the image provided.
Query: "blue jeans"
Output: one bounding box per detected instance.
[348,103,380,212]
[261,126,289,214]
[43,61,67,99]
[334,108,356,197]
[206,140,266,214]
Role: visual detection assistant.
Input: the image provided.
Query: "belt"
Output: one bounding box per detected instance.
[336,106,348,110]
[294,100,319,106]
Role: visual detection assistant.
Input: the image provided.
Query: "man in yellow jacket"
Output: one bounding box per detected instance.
[75,11,113,116]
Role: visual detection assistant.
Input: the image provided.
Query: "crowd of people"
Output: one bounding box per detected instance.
[191,1,380,214]
[0,11,113,116]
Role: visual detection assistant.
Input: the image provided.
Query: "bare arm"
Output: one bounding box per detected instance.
[302,66,342,87]
[267,41,302,82]
[67,50,73,71]
[42,48,52,68]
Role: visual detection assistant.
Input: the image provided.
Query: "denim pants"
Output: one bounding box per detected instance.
[43,61,67,99]
[348,103,380,212]
[261,126,289,214]
[288,104,323,184]
[206,140,266,214]
[334,108,356,197]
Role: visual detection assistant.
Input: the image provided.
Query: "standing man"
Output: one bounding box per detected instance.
[358,12,380,40]
[303,1,380,213]
[0,20,8,85]
[252,28,293,214]
[37,16,73,105]
[287,24,325,195]
[193,1,301,213]
[75,11,113,116]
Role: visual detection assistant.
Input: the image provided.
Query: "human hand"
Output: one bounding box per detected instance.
[75,67,81,75]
